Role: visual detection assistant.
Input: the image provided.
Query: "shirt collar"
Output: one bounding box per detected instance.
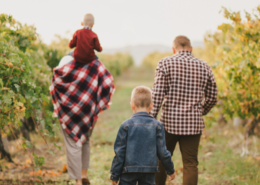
[177,50,192,56]
[84,26,92,30]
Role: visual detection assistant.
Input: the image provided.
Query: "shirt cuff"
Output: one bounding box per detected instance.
[110,175,119,181]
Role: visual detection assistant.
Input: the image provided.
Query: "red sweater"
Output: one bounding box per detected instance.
[69,28,102,64]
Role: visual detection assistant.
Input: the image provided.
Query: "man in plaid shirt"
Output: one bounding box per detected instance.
[150,36,217,185]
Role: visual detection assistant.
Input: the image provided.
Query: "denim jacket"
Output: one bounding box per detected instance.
[110,112,175,181]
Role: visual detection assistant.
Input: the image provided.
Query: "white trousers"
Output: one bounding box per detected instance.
[60,125,90,179]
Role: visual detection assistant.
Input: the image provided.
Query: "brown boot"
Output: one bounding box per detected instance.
[82,178,90,185]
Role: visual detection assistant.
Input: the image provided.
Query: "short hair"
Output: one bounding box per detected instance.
[83,14,94,26]
[131,86,152,108]
[173,35,191,50]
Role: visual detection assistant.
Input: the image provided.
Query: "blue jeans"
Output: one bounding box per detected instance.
[119,173,155,185]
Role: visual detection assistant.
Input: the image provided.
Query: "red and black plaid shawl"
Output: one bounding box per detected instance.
[50,59,115,146]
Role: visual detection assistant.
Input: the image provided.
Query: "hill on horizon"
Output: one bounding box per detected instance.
[102,41,204,65]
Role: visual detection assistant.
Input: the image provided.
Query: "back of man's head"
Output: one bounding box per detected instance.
[173,35,191,50]
[83,14,94,27]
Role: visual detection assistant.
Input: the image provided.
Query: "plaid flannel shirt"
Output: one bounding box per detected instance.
[150,51,217,135]
[50,59,115,146]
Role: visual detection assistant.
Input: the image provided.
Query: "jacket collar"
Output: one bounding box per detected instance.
[131,112,153,118]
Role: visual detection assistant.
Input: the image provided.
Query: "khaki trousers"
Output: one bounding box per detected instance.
[60,125,90,180]
[155,132,201,185]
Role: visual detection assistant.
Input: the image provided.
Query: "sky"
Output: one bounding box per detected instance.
[1,0,259,48]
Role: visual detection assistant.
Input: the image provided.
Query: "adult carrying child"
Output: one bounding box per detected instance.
[50,13,115,185]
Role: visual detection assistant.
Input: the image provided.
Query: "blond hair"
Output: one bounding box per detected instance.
[173,35,191,50]
[83,14,94,26]
[131,86,152,108]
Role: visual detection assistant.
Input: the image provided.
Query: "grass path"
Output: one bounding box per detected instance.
[4,66,259,185]
[89,66,260,185]
[89,66,155,184]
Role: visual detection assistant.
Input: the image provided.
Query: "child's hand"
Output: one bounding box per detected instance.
[111,181,118,185]
[168,172,176,181]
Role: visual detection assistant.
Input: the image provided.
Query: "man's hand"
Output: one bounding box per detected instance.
[111,180,118,185]
[168,172,176,181]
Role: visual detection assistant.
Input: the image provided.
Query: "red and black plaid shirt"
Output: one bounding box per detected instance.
[150,51,217,135]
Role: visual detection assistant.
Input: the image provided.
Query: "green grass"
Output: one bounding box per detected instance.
[88,67,155,184]
[88,66,260,185]
[5,66,259,185]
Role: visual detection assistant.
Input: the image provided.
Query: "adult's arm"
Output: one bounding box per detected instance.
[93,36,102,52]
[110,124,127,181]
[150,59,167,119]
[202,66,218,115]
[156,123,175,175]
[68,31,77,49]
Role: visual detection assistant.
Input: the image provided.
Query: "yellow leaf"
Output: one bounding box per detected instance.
[256,58,260,68]
[7,62,13,67]
[62,164,67,173]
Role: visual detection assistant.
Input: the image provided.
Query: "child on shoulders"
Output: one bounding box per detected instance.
[69,14,102,64]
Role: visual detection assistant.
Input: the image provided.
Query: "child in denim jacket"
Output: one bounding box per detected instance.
[110,86,175,185]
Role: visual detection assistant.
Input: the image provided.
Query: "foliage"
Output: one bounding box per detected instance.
[0,14,55,167]
[199,7,260,120]
[141,48,204,70]
[142,51,172,70]
[98,53,134,77]
[0,14,134,175]
[43,35,71,70]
